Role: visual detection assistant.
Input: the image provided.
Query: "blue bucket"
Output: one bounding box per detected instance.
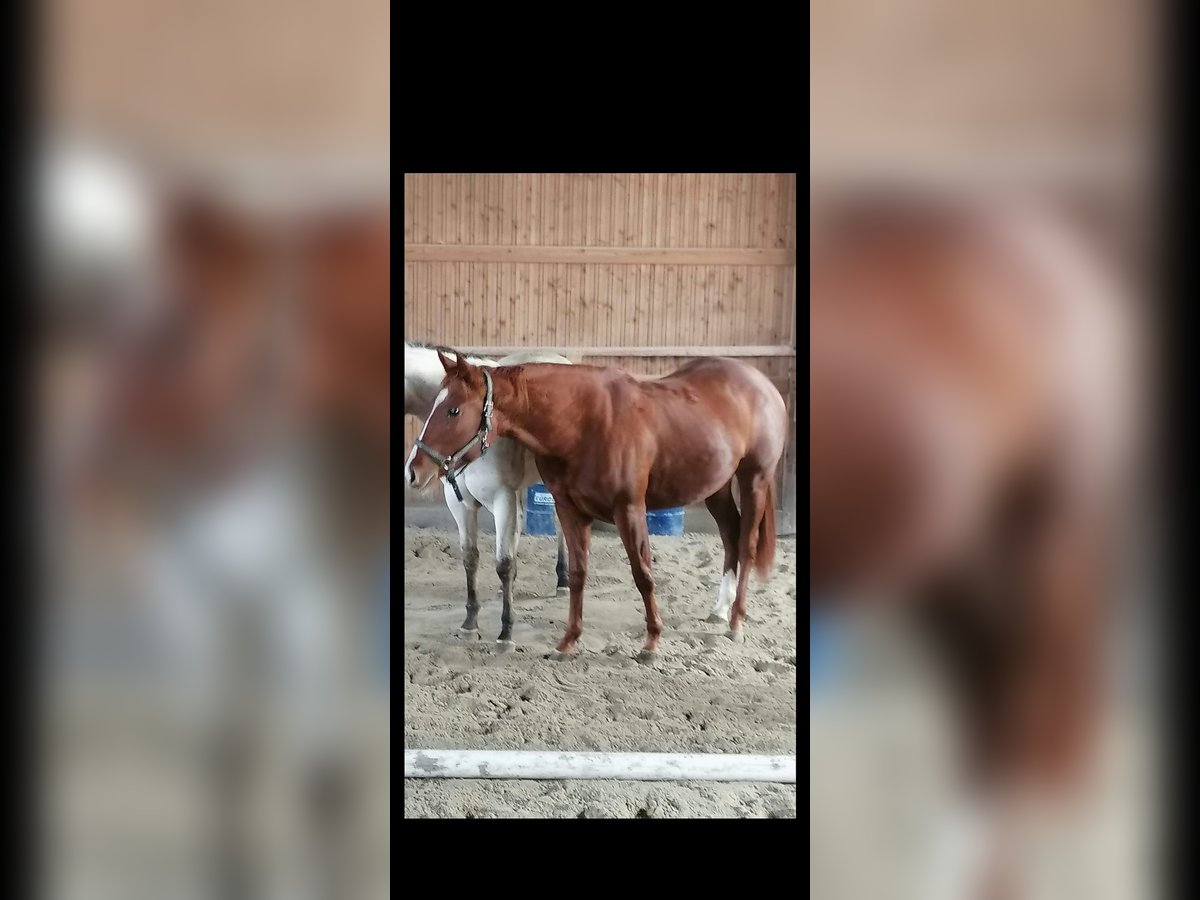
[524,484,558,536]
[809,613,842,692]
[645,507,684,536]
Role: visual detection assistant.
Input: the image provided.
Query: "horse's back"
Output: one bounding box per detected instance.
[660,357,788,456]
[610,358,788,504]
[810,198,1137,591]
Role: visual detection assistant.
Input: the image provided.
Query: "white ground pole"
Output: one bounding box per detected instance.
[405,750,796,784]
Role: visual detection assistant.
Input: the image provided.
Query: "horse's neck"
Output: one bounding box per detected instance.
[403,345,496,417]
[494,366,587,459]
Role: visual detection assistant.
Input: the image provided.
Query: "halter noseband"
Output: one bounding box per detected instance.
[413,368,495,502]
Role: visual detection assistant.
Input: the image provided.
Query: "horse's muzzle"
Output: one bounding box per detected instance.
[404,446,433,489]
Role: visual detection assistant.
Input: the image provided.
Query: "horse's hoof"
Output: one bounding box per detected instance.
[726,629,745,645]
[706,613,728,625]
[495,640,516,654]
[636,649,660,666]
[556,586,570,597]
[546,648,575,661]
[457,628,481,641]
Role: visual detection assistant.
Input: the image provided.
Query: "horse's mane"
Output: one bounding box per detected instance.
[493,364,532,413]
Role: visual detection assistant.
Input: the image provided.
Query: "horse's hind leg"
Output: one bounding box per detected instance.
[915,519,1108,900]
[1005,515,1109,793]
[728,469,771,641]
[704,479,741,624]
[492,489,521,652]
[613,503,664,661]
[445,484,481,639]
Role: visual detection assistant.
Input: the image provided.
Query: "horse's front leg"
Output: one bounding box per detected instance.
[445,482,481,639]
[549,498,592,659]
[492,490,521,652]
[614,503,663,662]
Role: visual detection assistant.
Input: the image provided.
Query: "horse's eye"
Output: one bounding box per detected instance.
[447,407,460,417]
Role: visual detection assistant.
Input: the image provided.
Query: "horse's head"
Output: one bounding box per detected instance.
[296,207,390,446]
[403,350,496,493]
[93,189,278,480]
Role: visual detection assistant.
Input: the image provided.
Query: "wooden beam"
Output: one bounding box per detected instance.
[405,750,797,783]
[404,244,796,266]
[448,345,796,358]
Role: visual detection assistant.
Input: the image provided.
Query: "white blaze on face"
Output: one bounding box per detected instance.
[404,388,449,487]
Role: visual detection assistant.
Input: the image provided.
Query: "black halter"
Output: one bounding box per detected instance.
[413,368,495,502]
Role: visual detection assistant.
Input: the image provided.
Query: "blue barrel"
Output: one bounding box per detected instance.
[809,612,842,692]
[645,507,684,536]
[524,483,558,535]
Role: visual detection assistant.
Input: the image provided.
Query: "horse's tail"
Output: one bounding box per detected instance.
[754,479,777,580]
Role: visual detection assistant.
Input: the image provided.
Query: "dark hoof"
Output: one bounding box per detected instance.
[556,586,570,597]
[636,649,660,666]
[726,629,745,645]
[457,628,481,641]
[495,640,516,654]
[706,613,728,625]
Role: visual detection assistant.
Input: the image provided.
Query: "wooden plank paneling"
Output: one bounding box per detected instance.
[47,0,391,160]
[405,175,796,249]
[810,0,1150,184]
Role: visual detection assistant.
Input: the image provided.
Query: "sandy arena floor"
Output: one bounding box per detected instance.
[402,526,798,818]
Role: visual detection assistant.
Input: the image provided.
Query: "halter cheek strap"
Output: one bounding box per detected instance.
[413,369,495,502]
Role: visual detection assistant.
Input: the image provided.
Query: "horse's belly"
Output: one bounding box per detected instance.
[810,364,990,592]
[645,437,739,509]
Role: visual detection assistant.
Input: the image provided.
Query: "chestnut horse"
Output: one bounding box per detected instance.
[405,352,788,659]
[810,194,1141,896]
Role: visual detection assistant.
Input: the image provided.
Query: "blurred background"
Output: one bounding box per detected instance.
[36,2,389,898]
[810,0,1159,898]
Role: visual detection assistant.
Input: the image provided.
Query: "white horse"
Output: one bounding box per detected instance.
[403,342,571,650]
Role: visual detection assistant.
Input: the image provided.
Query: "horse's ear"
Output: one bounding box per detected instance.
[436,349,457,373]
[456,357,485,388]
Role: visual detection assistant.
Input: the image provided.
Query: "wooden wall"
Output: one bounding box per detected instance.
[45,0,390,160]
[810,0,1151,186]
[403,173,798,531]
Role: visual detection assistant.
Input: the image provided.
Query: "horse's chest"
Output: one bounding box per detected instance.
[536,456,612,520]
